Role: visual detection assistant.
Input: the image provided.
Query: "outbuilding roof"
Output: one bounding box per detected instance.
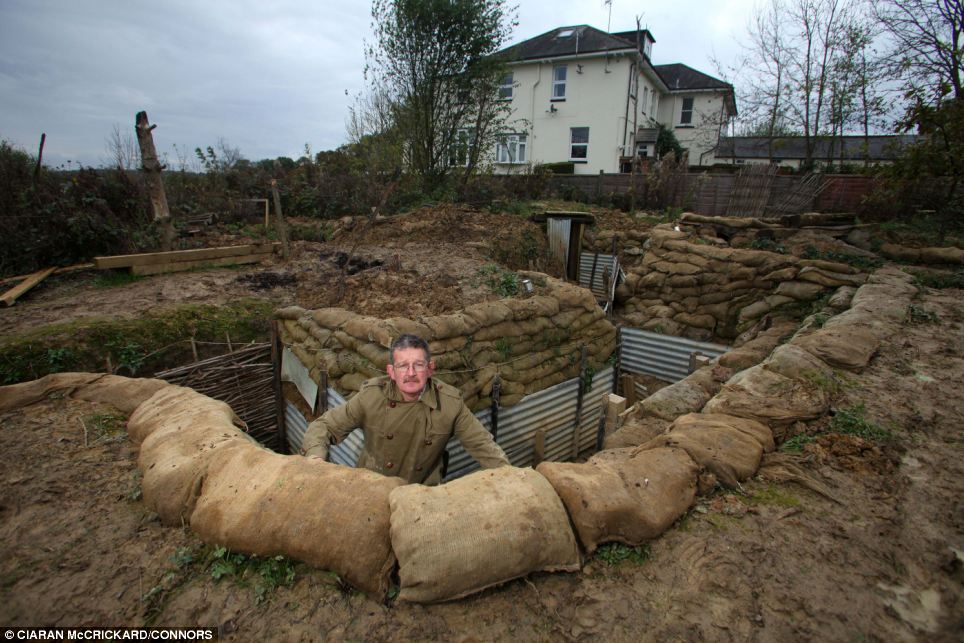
[715,135,925,160]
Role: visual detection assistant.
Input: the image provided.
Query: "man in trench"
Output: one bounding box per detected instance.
[301,333,509,484]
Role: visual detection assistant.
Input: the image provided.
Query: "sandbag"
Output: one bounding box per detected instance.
[703,365,829,427]
[636,414,766,488]
[389,466,581,602]
[190,446,404,597]
[670,412,774,453]
[603,415,669,449]
[537,447,698,553]
[763,343,834,383]
[638,380,711,421]
[792,325,879,371]
[0,372,103,412]
[131,387,256,524]
[73,375,170,413]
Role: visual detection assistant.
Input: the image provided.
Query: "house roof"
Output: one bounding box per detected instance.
[654,63,731,92]
[716,135,925,160]
[610,29,656,46]
[498,25,637,62]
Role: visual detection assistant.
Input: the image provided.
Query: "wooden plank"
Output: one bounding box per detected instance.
[1,267,56,307]
[130,252,272,276]
[0,263,94,286]
[95,243,276,269]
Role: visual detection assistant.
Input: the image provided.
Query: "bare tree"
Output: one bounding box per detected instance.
[104,123,139,170]
[873,0,964,106]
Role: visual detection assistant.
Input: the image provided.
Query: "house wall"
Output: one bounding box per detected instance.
[499,53,639,174]
[657,91,729,165]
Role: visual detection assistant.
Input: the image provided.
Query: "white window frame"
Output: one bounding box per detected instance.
[498,73,514,100]
[496,134,528,164]
[569,127,589,162]
[552,65,567,100]
[448,128,473,167]
[679,96,694,126]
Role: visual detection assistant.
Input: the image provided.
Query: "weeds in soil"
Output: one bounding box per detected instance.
[83,411,126,445]
[905,267,964,289]
[802,245,882,270]
[594,542,651,566]
[747,238,788,254]
[474,264,520,297]
[208,546,297,604]
[830,403,893,442]
[801,370,846,396]
[781,434,817,452]
[93,271,143,289]
[908,304,940,324]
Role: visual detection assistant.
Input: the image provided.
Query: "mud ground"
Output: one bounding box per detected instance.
[1,283,961,640]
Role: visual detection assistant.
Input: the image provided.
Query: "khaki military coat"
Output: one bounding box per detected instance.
[301,376,508,484]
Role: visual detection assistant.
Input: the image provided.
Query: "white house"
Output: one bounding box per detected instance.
[490,25,736,174]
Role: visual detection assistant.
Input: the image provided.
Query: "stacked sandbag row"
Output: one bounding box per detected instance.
[604,320,797,449]
[703,267,918,438]
[618,225,867,340]
[275,273,618,411]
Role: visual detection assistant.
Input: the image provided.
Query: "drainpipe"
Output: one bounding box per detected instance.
[531,63,542,157]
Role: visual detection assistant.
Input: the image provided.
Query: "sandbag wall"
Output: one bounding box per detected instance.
[275,273,618,412]
[619,224,867,340]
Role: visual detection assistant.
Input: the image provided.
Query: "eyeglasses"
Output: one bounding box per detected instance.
[392,361,429,373]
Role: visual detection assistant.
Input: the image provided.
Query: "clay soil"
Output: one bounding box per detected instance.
[1,207,963,640]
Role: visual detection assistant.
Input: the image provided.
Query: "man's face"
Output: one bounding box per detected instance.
[386,346,435,401]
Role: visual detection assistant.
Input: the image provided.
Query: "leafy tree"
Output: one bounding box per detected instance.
[365,0,516,190]
[655,125,685,160]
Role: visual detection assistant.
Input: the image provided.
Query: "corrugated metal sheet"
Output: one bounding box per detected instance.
[620,327,728,382]
[547,218,572,275]
[285,367,615,481]
[578,252,626,303]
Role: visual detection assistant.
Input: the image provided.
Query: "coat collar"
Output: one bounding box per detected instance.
[383,376,441,410]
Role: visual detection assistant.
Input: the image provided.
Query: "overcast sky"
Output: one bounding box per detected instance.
[0,0,757,168]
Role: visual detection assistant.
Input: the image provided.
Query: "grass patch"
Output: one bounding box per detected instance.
[906,268,964,290]
[594,542,651,566]
[93,270,144,289]
[830,403,893,441]
[0,298,275,384]
[801,370,845,395]
[747,238,788,254]
[748,484,802,508]
[802,245,883,270]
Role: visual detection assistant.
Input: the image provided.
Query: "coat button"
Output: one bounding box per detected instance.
[416,466,422,471]
[386,433,394,440]
[424,439,432,446]
[389,401,396,408]
[386,462,394,469]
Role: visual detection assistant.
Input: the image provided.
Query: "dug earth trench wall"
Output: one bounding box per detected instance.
[618,224,868,341]
[275,273,617,411]
[0,268,920,602]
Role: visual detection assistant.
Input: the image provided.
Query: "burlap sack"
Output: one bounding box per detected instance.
[131,387,256,524]
[638,380,711,421]
[190,446,404,597]
[537,447,697,553]
[763,344,834,382]
[73,375,170,413]
[636,414,766,488]
[389,466,581,603]
[0,372,167,414]
[603,416,669,449]
[703,365,829,427]
[792,325,879,371]
[671,412,774,452]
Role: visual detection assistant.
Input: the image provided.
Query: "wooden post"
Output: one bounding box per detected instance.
[620,374,637,405]
[596,393,627,451]
[270,179,290,259]
[596,169,604,199]
[33,133,46,183]
[533,429,546,467]
[571,345,588,459]
[135,111,175,251]
[271,320,289,454]
[490,375,501,441]
[588,252,599,294]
